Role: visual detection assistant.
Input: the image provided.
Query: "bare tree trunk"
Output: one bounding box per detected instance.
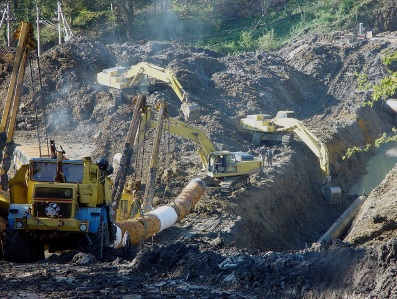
[116,1,135,40]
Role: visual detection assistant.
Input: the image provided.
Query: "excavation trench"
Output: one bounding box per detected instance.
[6,38,397,256]
[207,104,396,252]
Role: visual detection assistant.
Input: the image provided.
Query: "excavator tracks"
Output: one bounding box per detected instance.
[220,175,250,194]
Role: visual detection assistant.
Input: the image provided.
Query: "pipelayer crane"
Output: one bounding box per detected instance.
[97,62,201,121]
[0,22,36,231]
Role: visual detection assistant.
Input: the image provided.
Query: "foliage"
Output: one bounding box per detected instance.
[239,31,256,51]
[381,51,397,66]
[73,10,106,27]
[339,0,356,14]
[257,29,278,51]
[343,128,397,159]
[1,0,379,52]
[346,50,397,158]
[355,72,370,91]
[369,72,397,105]
[358,51,397,107]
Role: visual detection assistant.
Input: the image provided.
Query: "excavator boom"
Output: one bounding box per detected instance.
[97,62,201,121]
[273,117,330,178]
[273,117,341,204]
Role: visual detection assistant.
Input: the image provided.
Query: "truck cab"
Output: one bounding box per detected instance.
[4,155,115,262]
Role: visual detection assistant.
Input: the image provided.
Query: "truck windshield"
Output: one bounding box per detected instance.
[30,162,84,183]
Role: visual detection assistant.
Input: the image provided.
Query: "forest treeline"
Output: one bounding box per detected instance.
[1,0,382,53]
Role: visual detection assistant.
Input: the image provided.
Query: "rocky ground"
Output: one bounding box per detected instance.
[1,28,397,298]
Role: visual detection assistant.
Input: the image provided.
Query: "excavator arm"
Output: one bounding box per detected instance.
[136,109,216,170]
[97,62,201,121]
[273,117,341,204]
[274,118,330,180]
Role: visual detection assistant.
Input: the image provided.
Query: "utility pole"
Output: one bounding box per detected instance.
[57,0,62,44]
[36,1,41,56]
[110,2,114,38]
[0,2,12,46]
[6,2,10,46]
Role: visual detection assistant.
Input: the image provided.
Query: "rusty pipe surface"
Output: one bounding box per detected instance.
[114,178,206,248]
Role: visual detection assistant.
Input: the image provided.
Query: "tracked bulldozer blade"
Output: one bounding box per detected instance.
[322,186,342,205]
[181,102,201,121]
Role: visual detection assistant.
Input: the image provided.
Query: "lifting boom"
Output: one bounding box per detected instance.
[0,22,36,191]
[0,22,36,229]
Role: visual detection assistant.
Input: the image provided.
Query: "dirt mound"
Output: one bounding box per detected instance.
[345,164,397,246]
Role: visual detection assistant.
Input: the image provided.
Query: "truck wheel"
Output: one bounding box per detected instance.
[78,221,109,260]
[3,224,44,263]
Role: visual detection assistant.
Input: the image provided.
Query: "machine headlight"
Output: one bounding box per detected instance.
[79,223,88,231]
[15,220,24,228]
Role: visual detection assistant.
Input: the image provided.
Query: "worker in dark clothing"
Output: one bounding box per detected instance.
[266,147,273,167]
[259,145,267,166]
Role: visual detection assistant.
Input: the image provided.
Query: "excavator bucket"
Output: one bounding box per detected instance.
[321,186,342,205]
[181,102,201,121]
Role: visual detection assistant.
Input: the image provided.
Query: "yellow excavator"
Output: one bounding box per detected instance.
[241,112,341,204]
[97,62,201,121]
[140,108,262,194]
[114,97,262,221]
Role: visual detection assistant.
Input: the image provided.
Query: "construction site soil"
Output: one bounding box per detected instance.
[1,31,397,298]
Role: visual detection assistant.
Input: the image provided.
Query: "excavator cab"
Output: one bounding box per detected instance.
[208,152,234,174]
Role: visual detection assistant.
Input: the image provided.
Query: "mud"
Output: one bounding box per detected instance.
[1,30,397,297]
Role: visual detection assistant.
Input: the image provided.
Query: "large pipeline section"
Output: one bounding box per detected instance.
[114,178,206,248]
[317,195,368,243]
[383,99,397,116]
